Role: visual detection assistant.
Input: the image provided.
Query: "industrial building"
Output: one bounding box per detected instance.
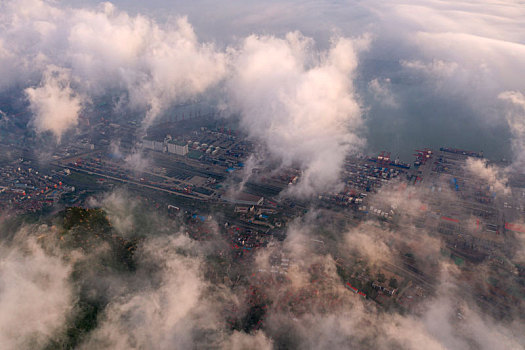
[143,137,188,156]
[167,140,189,156]
[222,192,264,206]
[142,137,165,152]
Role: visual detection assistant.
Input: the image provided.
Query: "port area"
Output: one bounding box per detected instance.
[1,116,524,317]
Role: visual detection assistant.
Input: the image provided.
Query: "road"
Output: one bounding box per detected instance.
[55,163,207,201]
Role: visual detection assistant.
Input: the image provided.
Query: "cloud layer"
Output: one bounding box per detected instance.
[1,1,524,349]
[2,0,525,150]
[1,0,226,137]
[227,33,366,195]
[0,230,73,349]
[2,0,371,193]
[1,180,524,349]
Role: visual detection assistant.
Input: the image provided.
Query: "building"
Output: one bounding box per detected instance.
[222,192,264,206]
[154,140,165,152]
[142,138,155,150]
[167,140,189,156]
[372,281,397,296]
[143,138,165,152]
[234,206,253,214]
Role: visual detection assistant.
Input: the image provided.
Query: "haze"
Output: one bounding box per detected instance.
[0,1,524,349]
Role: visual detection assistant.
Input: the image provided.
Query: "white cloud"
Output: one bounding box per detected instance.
[499,91,525,170]
[88,190,138,236]
[82,234,237,349]
[25,65,84,141]
[227,32,367,196]
[3,0,525,162]
[368,78,398,108]
[387,1,525,122]
[0,233,73,350]
[222,331,273,350]
[464,158,508,195]
[2,0,227,132]
[124,151,150,173]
